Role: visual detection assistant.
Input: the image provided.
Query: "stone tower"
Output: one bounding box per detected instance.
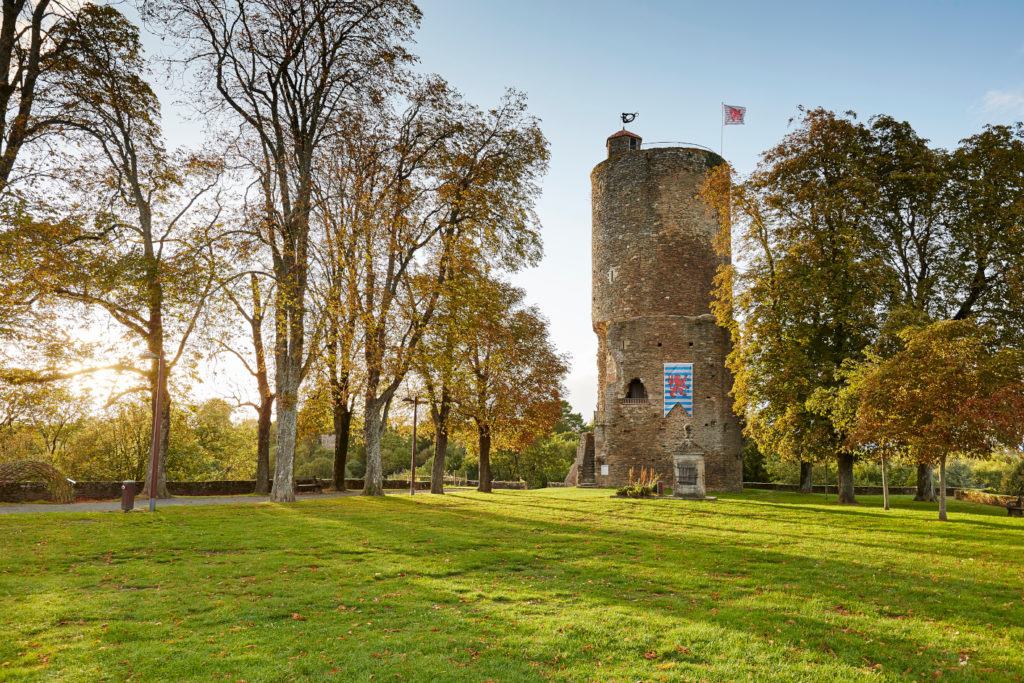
[586,129,742,491]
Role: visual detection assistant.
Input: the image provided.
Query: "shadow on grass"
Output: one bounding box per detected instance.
[283,492,1023,679]
[2,490,1022,681]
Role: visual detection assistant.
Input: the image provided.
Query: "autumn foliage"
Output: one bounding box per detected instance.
[848,321,1024,520]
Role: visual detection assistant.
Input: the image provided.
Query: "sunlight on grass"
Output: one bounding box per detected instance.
[1,489,1021,681]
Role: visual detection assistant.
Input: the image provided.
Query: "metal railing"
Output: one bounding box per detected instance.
[640,141,718,153]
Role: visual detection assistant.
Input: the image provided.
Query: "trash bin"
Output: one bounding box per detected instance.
[121,480,136,512]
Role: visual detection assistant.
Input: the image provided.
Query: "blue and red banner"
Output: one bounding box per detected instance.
[664,363,693,417]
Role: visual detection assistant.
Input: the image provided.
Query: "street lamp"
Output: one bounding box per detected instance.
[141,350,165,512]
[401,396,422,496]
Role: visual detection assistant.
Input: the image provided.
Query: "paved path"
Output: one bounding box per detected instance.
[0,489,423,514]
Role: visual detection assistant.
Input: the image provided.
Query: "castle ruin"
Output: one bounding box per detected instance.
[572,128,743,491]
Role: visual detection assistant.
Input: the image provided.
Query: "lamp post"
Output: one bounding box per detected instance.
[402,396,422,496]
[141,350,165,512]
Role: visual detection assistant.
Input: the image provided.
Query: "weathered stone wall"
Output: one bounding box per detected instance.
[953,489,1020,507]
[591,143,742,491]
[0,478,525,502]
[745,482,957,496]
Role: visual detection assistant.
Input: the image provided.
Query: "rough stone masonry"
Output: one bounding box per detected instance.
[579,129,742,491]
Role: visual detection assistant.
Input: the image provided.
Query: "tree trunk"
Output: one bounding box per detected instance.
[430,428,448,494]
[881,456,890,511]
[429,397,451,495]
[478,422,492,493]
[254,396,273,494]
[938,456,948,522]
[836,452,856,504]
[915,463,936,502]
[158,396,170,497]
[333,403,352,491]
[798,460,813,493]
[363,400,386,496]
[143,366,170,499]
[249,273,273,495]
[271,386,298,503]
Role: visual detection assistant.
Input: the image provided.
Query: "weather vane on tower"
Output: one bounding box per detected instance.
[621,112,637,127]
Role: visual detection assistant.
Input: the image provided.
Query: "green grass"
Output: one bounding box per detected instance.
[1,489,1022,682]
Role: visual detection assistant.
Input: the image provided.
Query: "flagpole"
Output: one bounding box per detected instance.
[720,102,724,156]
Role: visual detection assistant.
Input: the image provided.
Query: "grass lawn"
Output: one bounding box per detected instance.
[1,489,1022,682]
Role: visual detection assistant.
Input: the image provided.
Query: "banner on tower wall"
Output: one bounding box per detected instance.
[664,363,693,417]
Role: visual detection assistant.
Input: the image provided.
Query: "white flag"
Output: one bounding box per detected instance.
[723,104,746,125]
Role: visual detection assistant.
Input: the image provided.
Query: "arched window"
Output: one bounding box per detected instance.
[626,378,647,399]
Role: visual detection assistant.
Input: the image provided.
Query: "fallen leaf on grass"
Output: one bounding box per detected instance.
[291,613,306,621]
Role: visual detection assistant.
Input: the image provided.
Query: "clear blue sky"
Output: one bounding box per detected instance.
[143,1,1024,419]
[410,0,1024,419]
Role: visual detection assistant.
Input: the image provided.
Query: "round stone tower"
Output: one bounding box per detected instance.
[589,129,742,491]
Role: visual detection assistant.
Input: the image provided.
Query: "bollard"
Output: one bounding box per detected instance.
[657,481,664,496]
[121,480,136,512]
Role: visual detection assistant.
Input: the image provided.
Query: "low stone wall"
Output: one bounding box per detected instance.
[0,479,277,503]
[1,477,527,502]
[340,480,526,491]
[0,482,57,503]
[954,489,1020,507]
[743,482,957,496]
[474,480,527,490]
[342,479,431,491]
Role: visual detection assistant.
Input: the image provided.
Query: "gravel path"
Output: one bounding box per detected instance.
[0,489,394,514]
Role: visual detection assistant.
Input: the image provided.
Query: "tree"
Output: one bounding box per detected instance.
[165,398,256,480]
[73,399,151,481]
[943,124,1024,336]
[702,108,884,504]
[6,5,222,497]
[1002,460,1024,497]
[146,0,420,502]
[492,430,577,490]
[849,320,1024,521]
[207,240,277,494]
[412,272,472,495]
[309,154,366,491]
[0,3,174,360]
[860,115,948,501]
[858,118,1024,501]
[0,0,93,191]
[552,400,588,436]
[457,278,567,493]
[330,84,547,496]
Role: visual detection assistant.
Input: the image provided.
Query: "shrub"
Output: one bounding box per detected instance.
[969,457,1017,492]
[616,466,660,498]
[1001,459,1024,497]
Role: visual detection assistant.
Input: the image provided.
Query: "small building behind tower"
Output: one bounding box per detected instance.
[573,127,743,492]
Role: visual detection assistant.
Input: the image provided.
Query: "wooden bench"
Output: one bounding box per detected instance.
[295,478,327,494]
[1008,496,1024,518]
